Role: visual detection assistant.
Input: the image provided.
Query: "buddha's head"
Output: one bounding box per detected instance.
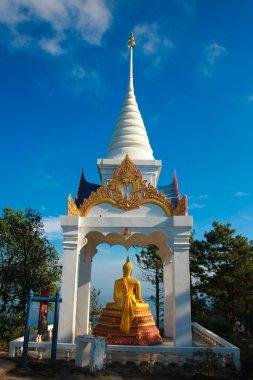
[123,256,133,277]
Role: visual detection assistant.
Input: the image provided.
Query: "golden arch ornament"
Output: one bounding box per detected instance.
[68,154,187,217]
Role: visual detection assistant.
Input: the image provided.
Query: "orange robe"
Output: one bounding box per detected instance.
[120,278,137,333]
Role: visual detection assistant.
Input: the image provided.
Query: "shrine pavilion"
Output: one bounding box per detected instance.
[58,32,193,347]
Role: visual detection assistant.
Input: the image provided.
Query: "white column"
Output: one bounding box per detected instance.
[58,217,79,343]
[169,232,192,347]
[163,258,174,338]
[75,242,93,336]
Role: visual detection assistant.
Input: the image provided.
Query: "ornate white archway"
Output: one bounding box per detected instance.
[58,211,192,347]
[58,156,193,347]
[76,230,171,336]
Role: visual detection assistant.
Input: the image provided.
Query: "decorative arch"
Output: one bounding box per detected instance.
[68,155,187,217]
[83,230,171,261]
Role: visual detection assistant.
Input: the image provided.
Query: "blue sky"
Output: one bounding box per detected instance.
[0,1,253,300]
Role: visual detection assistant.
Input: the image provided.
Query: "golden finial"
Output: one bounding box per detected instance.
[128,32,135,49]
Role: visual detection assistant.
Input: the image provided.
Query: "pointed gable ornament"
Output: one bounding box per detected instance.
[68,155,187,217]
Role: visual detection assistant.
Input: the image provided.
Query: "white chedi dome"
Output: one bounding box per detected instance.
[107,34,154,160]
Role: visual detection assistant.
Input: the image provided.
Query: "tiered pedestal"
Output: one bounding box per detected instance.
[93,305,162,345]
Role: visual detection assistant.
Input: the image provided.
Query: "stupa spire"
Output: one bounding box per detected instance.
[107,32,154,160]
[128,32,135,90]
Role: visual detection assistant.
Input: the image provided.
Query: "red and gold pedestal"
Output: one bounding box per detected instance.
[93,305,162,345]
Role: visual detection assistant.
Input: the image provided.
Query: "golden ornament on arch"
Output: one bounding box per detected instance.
[67,154,187,217]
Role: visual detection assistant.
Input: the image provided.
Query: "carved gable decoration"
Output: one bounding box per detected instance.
[68,154,187,217]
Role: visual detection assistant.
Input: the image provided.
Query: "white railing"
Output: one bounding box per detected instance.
[9,322,240,371]
[192,322,240,370]
[106,323,240,370]
[9,325,75,361]
[192,322,237,348]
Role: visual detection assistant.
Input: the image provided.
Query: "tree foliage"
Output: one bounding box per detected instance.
[190,221,253,334]
[89,286,102,324]
[0,208,61,344]
[135,245,163,328]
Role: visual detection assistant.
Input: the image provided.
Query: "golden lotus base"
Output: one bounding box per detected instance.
[93,306,162,346]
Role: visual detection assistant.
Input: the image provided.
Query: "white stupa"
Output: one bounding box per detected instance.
[107,33,154,160]
[98,33,161,187]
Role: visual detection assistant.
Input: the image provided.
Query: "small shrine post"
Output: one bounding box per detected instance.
[22,290,62,368]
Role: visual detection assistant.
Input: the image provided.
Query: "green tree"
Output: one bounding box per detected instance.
[190,222,253,334]
[135,245,163,328]
[190,232,210,318]
[89,287,102,324]
[0,208,61,344]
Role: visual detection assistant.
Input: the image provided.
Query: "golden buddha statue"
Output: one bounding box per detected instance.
[93,257,162,345]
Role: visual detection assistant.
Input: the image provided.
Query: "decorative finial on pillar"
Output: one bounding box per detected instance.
[128,32,135,49]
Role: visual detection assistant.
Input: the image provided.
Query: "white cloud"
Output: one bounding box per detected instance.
[188,203,206,209]
[43,216,63,240]
[61,64,101,97]
[71,65,86,79]
[235,192,250,198]
[206,43,226,65]
[133,23,173,56]
[202,42,226,76]
[188,194,208,200]
[0,0,112,54]
[198,194,208,199]
[39,37,65,55]
[11,31,33,49]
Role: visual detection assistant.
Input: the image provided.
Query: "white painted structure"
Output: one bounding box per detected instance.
[107,322,241,370]
[9,323,240,370]
[75,335,106,371]
[58,33,193,348]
